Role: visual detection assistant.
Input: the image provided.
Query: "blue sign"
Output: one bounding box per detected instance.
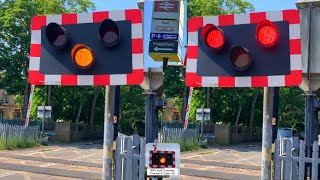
[150,33,179,40]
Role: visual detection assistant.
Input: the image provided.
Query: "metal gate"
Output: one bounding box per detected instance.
[274,138,320,180]
[114,134,146,180]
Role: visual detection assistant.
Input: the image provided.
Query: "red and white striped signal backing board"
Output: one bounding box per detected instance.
[29,9,143,86]
[186,10,302,88]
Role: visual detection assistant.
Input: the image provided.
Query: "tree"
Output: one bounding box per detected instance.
[188,0,254,18]
[120,86,145,135]
[0,0,95,119]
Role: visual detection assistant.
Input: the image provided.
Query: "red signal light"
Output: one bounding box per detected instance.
[256,20,279,48]
[202,24,225,50]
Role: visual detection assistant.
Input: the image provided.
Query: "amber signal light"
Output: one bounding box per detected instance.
[71,44,95,69]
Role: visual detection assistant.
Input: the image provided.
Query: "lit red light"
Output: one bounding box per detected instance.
[256,20,279,48]
[202,24,225,50]
[206,29,225,49]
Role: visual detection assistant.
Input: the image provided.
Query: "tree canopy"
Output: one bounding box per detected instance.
[0,0,95,118]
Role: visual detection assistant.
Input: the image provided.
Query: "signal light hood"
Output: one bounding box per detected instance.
[45,22,69,49]
[229,45,253,71]
[99,19,120,47]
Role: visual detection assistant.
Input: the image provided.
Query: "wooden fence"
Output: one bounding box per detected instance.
[0,124,40,150]
[274,138,320,180]
[114,134,145,180]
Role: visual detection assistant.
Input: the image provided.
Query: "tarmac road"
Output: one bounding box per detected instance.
[0,142,261,179]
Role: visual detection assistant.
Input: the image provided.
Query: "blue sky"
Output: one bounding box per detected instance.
[91,0,297,67]
[92,0,297,12]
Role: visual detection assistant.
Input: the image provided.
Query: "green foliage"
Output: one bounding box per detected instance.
[0,0,95,117]
[166,138,200,152]
[120,86,146,134]
[279,87,304,129]
[164,67,184,98]
[187,0,254,18]
[13,94,24,108]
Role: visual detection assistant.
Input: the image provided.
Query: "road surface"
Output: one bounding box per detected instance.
[0,142,261,179]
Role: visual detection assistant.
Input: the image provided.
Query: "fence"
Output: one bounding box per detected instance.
[0,124,40,150]
[0,119,41,127]
[230,125,262,143]
[162,122,200,130]
[274,138,320,180]
[159,127,199,151]
[114,134,145,180]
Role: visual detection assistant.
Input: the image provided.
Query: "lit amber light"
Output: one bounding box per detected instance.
[159,157,166,164]
[71,44,94,69]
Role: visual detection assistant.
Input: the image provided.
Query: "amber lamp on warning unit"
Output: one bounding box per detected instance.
[71,44,95,69]
[202,24,225,50]
[256,20,279,48]
[159,157,167,164]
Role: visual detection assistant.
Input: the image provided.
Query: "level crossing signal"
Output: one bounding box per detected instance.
[29,10,144,86]
[185,10,302,88]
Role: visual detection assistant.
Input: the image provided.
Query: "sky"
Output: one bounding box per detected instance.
[92,0,297,12]
[91,0,298,68]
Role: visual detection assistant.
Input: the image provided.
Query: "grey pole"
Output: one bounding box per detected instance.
[145,93,155,143]
[102,86,115,180]
[261,87,273,180]
[201,106,204,140]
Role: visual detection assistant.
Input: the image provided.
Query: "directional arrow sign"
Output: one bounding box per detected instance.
[149,41,178,54]
[149,40,181,62]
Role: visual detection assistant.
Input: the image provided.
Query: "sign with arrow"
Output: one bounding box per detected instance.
[149,40,181,62]
[149,41,178,53]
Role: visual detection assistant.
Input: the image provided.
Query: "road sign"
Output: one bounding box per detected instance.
[150,33,179,40]
[149,41,178,53]
[153,0,180,19]
[29,9,144,86]
[37,106,52,118]
[151,19,179,34]
[145,143,180,177]
[186,10,302,88]
[149,40,182,62]
[196,108,211,121]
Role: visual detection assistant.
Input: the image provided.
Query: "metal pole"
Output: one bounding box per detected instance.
[102,86,115,180]
[163,58,168,71]
[152,98,159,142]
[206,87,210,108]
[272,87,279,143]
[145,93,155,143]
[113,86,121,141]
[201,107,204,140]
[261,87,273,180]
[304,91,318,159]
[42,104,45,134]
